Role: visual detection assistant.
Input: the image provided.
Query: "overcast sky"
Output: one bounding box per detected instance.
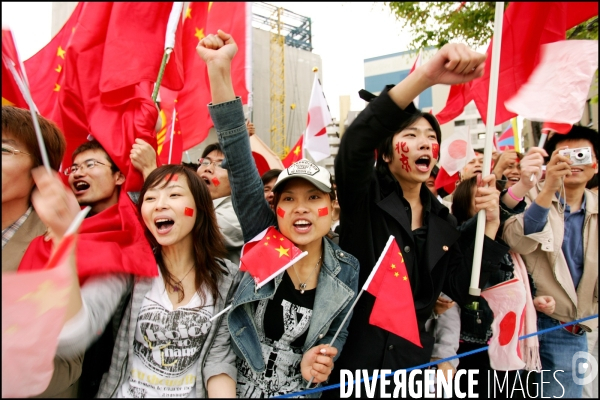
[2,2,415,120]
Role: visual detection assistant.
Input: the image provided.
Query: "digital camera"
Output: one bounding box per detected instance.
[558,147,593,166]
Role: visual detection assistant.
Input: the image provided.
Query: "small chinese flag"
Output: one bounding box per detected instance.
[364,236,422,347]
[2,233,76,397]
[282,135,304,168]
[239,226,308,289]
[1,29,28,108]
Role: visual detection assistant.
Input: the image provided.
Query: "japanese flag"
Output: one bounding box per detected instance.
[438,125,475,176]
[303,74,333,162]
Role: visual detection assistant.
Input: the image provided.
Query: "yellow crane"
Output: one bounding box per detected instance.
[269,7,286,158]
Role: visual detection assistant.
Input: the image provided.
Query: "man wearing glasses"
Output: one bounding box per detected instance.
[197,142,243,266]
[2,105,83,397]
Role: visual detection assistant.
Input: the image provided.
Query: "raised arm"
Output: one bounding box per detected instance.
[197,30,276,241]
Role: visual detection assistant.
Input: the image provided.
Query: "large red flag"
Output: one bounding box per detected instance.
[239,226,308,289]
[436,2,598,126]
[2,233,75,397]
[1,29,29,108]
[22,2,84,123]
[282,135,304,168]
[364,236,422,347]
[168,2,252,151]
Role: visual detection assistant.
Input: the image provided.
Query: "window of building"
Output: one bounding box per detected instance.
[455,120,465,126]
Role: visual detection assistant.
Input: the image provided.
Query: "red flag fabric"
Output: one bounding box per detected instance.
[250,134,285,176]
[481,278,527,371]
[2,233,75,397]
[170,2,251,150]
[542,121,572,134]
[1,29,29,108]
[436,2,598,126]
[22,2,83,122]
[157,104,184,165]
[239,226,308,289]
[434,166,460,195]
[364,236,422,347]
[19,190,158,281]
[282,135,304,168]
[304,74,333,162]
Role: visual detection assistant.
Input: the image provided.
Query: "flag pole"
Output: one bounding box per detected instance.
[151,2,184,103]
[3,55,51,174]
[469,1,505,296]
[168,108,177,164]
[306,236,395,388]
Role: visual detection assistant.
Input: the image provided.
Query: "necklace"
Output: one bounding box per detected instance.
[292,255,322,294]
[170,265,194,292]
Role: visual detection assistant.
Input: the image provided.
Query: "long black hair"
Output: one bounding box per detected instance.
[138,165,228,304]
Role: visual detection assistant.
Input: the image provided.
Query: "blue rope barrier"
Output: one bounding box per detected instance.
[274,313,598,398]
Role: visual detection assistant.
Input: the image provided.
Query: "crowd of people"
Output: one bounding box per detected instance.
[2,28,598,399]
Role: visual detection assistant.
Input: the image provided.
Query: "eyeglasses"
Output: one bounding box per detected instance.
[198,158,223,169]
[2,144,32,157]
[63,159,109,176]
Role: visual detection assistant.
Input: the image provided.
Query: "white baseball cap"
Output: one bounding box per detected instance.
[273,159,332,193]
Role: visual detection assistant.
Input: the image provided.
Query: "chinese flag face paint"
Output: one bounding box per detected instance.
[184,207,194,217]
[318,207,329,217]
[277,207,285,218]
[432,143,439,160]
[164,174,178,182]
[211,177,220,187]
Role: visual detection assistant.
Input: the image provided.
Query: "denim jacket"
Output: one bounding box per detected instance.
[208,98,360,396]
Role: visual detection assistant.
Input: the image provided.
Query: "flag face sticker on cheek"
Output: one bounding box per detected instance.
[277,207,286,218]
[211,177,220,186]
[184,207,194,217]
[432,143,439,160]
[318,207,329,217]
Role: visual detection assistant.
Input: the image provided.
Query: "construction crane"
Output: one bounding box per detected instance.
[253,3,313,159]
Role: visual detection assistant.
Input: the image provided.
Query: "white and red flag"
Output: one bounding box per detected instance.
[250,134,285,176]
[303,74,333,162]
[409,49,422,109]
[505,40,598,125]
[438,125,475,176]
[481,278,527,371]
[239,226,308,289]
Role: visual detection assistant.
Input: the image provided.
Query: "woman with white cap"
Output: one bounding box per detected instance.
[197,30,359,398]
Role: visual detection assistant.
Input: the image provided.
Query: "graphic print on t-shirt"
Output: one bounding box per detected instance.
[237,297,313,398]
[134,302,212,377]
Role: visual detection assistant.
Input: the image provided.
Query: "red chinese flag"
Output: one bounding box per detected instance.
[22,2,83,123]
[1,29,29,108]
[173,2,252,150]
[19,190,158,281]
[434,166,460,196]
[364,236,422,347]
[437,2,597,126]
[282,135,304,168]
[2,233,75,397]
[542,121,572,134]
[239,226,308,288]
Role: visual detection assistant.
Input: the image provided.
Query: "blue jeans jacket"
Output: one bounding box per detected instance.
[208,98,360,395]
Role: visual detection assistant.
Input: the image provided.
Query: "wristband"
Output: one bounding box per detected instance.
[507,186,524,202]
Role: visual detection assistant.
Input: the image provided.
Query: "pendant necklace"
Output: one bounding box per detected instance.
[292,255,322,294]
[171,265,194,292]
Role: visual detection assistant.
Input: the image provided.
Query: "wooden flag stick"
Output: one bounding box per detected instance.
[151,2,184,102]
[168,108,177,164]
[469,1,505,296]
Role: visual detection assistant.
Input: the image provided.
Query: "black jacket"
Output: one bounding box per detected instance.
[332,87,509,376]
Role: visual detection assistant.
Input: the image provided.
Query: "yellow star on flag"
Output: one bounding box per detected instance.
[195,27,205,41]
[293,146,301,156]
[185,6,192,19]
[394,272,399,277]
[19,280,70,317]
[403,276,408,281]
[57,46,66,59]
[208,2,213,12]
[54,83,61,92]
[275,245,290,258]
[391,264,396,269]
[55,65,62,73]
[264,242,269,246]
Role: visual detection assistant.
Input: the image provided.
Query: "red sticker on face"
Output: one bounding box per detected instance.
[277,207,285,218]
[432,143,439,160]
[318,207,329,217]
[184,207,194,217]
[212,177,220,186]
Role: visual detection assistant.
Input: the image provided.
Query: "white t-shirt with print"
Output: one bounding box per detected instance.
[118,271,214,398]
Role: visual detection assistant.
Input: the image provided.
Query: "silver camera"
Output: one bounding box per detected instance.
[559,147,593,166]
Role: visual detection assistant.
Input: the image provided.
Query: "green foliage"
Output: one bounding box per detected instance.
[386,2,598,50]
